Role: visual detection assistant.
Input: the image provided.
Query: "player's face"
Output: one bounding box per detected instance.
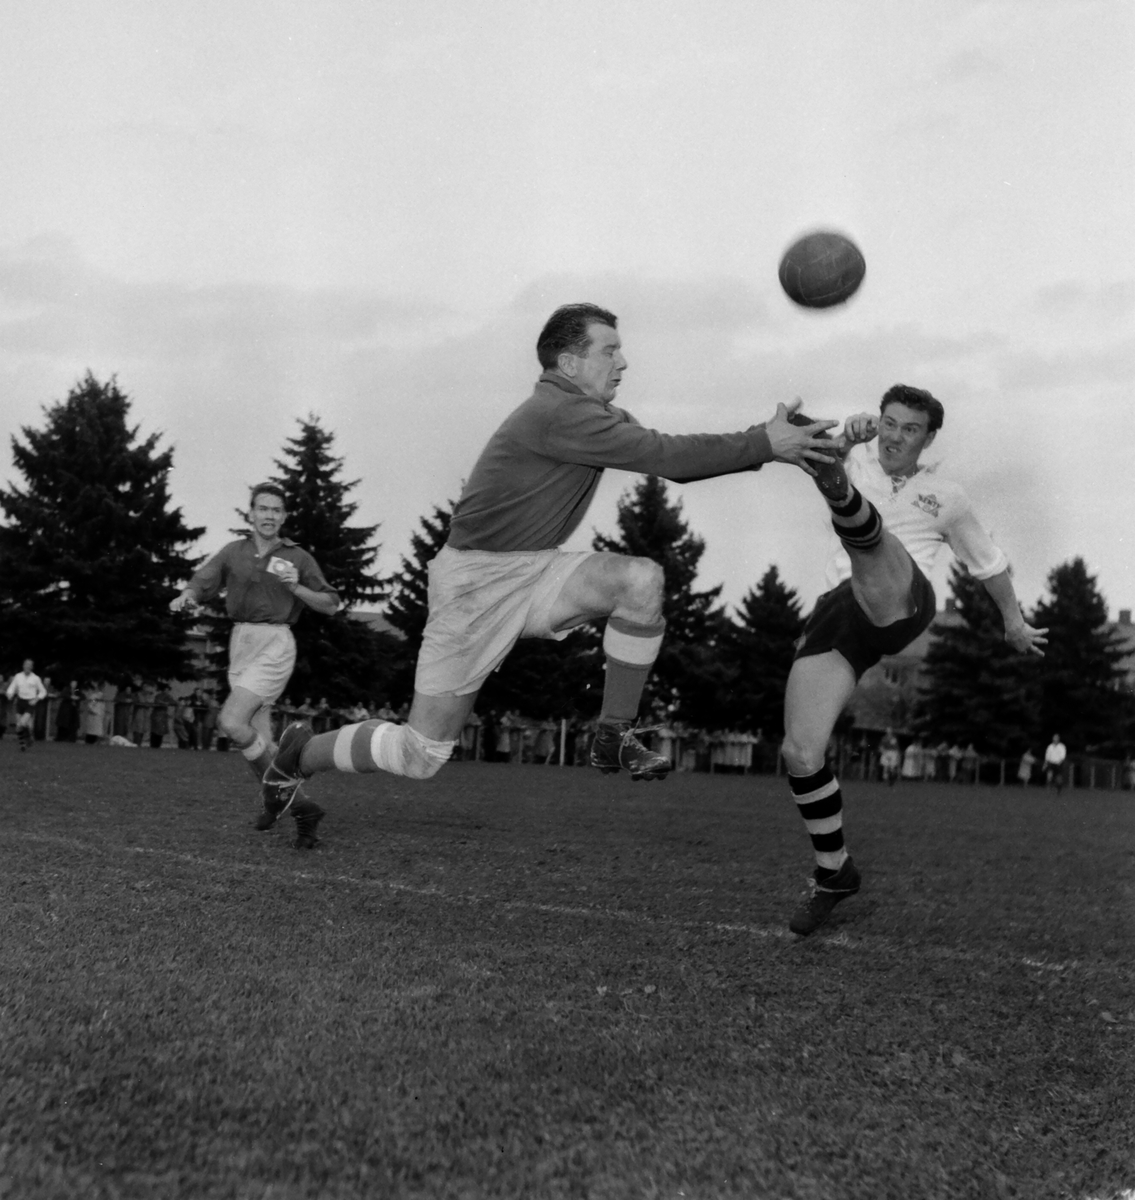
[877,402,935,476]
[568,324,626,402]
[251,495,286,539]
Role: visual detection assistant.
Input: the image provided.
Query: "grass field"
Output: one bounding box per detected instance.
[2,739,1133,1200]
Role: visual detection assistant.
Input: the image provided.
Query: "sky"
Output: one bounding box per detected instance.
[1,0,1132,621]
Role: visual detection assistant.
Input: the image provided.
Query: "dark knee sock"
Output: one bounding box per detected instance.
[789,765,848,874]
[599,617,665,724]
[827,485,883,553]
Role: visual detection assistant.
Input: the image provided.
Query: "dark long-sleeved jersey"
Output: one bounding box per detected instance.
[448,372,774,552]
[187,537,339,625]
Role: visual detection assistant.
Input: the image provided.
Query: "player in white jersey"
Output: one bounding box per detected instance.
[822,446,1009,590]
[6,658,47,751]
[780,385,1047,935]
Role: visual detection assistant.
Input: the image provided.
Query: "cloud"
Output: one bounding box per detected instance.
[996,339,1135,391]
[508,273,770,334]
[940,48,1002,83]
[0,237,463,362]
[1,245,1131,620]
[1033,280,1135,323]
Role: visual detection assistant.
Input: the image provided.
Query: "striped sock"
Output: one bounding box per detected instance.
[314,720,453,780]
[828,485,883,553]
[789,766,848,874]
[329,721,388,773]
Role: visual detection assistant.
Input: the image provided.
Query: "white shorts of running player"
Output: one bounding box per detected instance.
[414,546,594,697]
[227,622,296,704]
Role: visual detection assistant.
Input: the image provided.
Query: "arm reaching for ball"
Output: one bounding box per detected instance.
[765,401,839,473]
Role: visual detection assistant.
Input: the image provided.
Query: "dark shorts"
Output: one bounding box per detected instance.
[795,564,936,680]
[14,698,34,716]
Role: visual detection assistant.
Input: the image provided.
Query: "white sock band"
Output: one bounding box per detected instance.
[332,721,454,780]
[332,723,364,771]
[603,624,664,667]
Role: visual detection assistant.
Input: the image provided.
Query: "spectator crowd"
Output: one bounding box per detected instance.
[4,666,1135,791]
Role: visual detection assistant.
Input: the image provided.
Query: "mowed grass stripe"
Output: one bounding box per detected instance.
[10,825,1129,984]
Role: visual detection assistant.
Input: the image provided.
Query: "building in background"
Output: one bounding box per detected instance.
[847,604,1135,739]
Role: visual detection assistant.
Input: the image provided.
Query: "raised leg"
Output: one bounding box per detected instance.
[546,552,671,780]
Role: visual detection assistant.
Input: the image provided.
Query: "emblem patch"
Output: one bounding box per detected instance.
[913,493,940,517]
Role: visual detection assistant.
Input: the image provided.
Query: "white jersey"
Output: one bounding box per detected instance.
[825,445,1008,588]
[6,671,47,703]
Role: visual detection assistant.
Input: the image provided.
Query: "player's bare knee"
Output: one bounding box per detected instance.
[615,556,664,619]
[218,712,246,742]
[355,722,455,779]
[403,756,445,780]
[781,733,825,777]
[401,725,453,779]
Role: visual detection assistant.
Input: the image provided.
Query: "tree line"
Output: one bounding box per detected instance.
[1,375,1130,756]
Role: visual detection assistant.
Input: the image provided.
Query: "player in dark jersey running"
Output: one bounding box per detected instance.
[170,483,339,844]
[260,303,835,840]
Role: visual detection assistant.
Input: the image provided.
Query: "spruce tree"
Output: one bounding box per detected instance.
[1033,557,1128,753]
[270,416,394,705]
[385,501,453,646]
[592,475,727,724]
[915,562,1039,755]
[478,633,602,723]
[720,565,804,739]
[384,500,454,705]
[0,374,204,682]
[273,417,383,608]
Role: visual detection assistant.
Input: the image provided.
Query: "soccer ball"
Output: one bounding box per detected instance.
[778,230,866,309]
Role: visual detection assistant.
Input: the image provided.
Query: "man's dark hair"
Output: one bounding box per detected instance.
[880,384,945,434]
[250,482,287,508]
[536,303,618,369]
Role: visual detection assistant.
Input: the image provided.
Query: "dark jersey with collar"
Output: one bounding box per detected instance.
[448,372,775,552]
[187,537,339,625]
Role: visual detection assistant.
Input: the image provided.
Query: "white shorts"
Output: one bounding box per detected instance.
[414,546,594,697]
[227,623,296,704]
